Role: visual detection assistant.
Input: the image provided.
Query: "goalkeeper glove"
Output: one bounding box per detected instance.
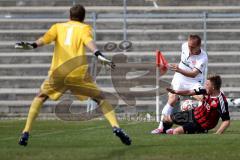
[94,50,115,70]
[15,41,38,49]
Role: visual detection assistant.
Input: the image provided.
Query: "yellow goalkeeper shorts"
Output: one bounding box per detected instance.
[40,75,101,101]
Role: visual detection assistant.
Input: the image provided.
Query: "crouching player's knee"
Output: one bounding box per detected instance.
[172,126,185,134]
[162,114,186,135]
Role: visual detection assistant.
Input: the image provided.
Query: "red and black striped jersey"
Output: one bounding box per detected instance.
[193,90,230,130]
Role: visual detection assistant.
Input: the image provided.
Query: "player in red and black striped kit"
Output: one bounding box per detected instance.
[163,74,230,134]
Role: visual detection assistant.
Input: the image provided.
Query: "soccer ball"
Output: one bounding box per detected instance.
[180,99,197,111]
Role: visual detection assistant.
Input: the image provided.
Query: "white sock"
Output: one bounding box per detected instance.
[166,103,174,115]
[158,103,173,129]
[158,115,164,129]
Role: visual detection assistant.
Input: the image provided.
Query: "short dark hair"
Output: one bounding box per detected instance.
[207,74,222,90]
[188,34,201,46]
[70,4,85,22]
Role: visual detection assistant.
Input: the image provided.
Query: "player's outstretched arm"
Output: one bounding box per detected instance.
[15,38,44,49]
[215,120,230,134]
[86,40,115,70]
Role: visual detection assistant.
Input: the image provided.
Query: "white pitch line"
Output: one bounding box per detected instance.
[0,130,65,141]
[123,121,143,125]
[32,130,65,138]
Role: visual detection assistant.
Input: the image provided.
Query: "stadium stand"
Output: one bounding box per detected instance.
[0,0,240,118]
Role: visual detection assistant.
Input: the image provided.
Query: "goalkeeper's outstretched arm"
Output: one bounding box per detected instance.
[15,38,45,49]
[86,40,115,70]
[34,38,45,47]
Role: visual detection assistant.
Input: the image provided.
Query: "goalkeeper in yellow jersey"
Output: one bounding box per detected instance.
[15,4,131,146]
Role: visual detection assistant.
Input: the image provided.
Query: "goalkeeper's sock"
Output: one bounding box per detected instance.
[23,97,43,133]
[158,103,173,129]
[100,100,119,128]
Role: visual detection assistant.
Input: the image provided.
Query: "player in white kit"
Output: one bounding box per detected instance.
[152,34,208,134]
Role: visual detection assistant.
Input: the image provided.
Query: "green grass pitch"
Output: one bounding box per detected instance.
[0,120,240,160]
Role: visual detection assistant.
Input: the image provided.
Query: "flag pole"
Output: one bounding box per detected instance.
[156,50,161,122]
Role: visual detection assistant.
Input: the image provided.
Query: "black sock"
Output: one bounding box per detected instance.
[163,122,173,133]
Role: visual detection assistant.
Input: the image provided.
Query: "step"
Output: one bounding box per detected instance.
[0,63,112,76]
[2,6,240,14]
[1,51,240,64]
[0,99,158,108]
[0,87,239,101]
[0,52,99,64]
[1,40,240,52]
[1,99,240,115]
[1,29,240,41]
[0,0,147,7]
[1,74,240,88]
[0,62,240,76]
[1,0,240,7]
[1,18,240,30]
[1,102,240,120]
[0,99,162,115]
[0,87,167,101]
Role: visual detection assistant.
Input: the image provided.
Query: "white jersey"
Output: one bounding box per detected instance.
[171,42,208,90]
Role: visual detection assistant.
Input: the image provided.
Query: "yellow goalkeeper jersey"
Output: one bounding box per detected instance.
[41,20,93,78]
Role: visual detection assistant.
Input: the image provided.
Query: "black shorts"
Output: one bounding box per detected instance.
[171,110,206,134]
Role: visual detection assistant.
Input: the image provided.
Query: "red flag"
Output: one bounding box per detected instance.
[156,50,168,75]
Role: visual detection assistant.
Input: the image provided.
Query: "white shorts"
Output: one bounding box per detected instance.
[171,78,203,91]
